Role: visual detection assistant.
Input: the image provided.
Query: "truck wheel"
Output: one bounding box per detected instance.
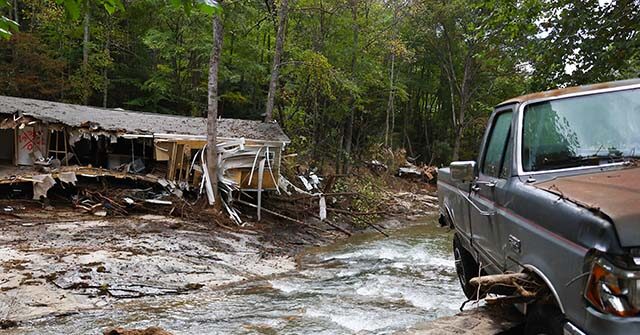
[453,234,480,299]
[524,304,564,335]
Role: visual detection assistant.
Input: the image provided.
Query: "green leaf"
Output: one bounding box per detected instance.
[0,27,11,39]
[103,3,115,14]
[98,0,124,14]
[3,17,18,29]
[62,0,81,20]
[171,0,220,15]
[0,14,19,39]
[197,1,221,15]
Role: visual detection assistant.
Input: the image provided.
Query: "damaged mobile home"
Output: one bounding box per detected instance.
[0,95,290,220]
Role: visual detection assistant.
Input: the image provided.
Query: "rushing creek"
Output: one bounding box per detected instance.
[9,217,466,334]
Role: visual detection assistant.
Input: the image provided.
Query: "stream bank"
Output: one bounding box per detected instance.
[0,182,443,332]
[2,213,468,334]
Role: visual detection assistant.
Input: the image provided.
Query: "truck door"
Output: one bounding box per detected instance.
[468,109,513,271]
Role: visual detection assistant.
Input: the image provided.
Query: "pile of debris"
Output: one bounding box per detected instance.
[364,159,437,184]
[397,163,438,183]
[72,185,183,218]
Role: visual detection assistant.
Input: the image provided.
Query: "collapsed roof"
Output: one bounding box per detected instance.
[0,95,290,143]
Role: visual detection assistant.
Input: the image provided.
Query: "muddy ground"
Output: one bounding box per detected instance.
[0,185,439,330]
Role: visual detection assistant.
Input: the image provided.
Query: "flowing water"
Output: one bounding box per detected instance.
[8,217,466,334]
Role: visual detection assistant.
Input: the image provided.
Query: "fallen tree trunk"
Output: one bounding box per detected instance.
[469,272,530,287]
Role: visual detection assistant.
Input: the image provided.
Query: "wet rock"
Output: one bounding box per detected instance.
[401,306,523,335]
[103,327,172,335]
[0,319,18,329]
[184,283,204,290]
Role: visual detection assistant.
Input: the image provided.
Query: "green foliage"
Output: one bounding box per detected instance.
[530,0,640,90]
[0,0,19,39]
[54,0,124,20]
[170,0,220,16]
[333,173,384,226]
[1,0,638,168]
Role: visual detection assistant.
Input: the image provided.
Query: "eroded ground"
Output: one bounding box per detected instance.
[0,187,442,333]
[0,208,303,324]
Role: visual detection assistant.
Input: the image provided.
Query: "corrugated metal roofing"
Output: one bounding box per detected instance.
[0,95,290,142]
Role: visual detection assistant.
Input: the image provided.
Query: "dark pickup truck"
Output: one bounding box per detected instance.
[437,79,640,335]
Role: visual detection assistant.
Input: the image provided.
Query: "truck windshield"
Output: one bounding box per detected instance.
[522,88,640,172]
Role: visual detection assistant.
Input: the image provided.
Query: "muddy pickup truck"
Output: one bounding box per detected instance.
[437,79,640,335]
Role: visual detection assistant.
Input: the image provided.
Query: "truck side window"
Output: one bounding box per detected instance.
[499,135,513,178]
[482,111,512,178]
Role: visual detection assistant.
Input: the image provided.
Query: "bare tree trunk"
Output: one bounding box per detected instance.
[265,0,290,123]
[102,24,111,108]
[384,52,395,148]
[82,0,90,105]
[343,0,358,174]
[12,0,18,24]
[384,6,398,148]
[451,54,474,161]
[206,11,224,205]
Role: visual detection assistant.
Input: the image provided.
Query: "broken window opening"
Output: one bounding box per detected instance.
[48,129,70,165]
[0,128,15,165]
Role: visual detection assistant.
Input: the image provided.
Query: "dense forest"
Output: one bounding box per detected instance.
[1,0,639,169]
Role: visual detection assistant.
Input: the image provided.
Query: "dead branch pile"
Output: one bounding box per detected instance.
[466,271,550,307]
[53,178,228,224]
[397,164,438,183]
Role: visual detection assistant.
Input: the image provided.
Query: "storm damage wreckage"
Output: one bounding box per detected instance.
[0,95,290,222]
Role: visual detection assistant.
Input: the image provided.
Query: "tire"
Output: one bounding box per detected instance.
[453,234,480,299]
[524,304,564,335]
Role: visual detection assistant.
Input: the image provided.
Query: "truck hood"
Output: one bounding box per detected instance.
[535,166,640,247]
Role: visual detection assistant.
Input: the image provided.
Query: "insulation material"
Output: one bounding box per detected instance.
[309,174,321,188]
[256,159,265,221]
[319,196,327,221]
[278,175,308,195]
[32,174,56,200]
[298,176,313,191]
[67,129,119,145]
[200,149,215,205]
[154,142,172,161]
[58,172,77,185]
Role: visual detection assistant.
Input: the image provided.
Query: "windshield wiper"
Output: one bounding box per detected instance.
[535,155,605,170]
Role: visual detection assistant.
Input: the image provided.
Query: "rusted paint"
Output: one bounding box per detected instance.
[535,166,640,246]
[496,78,640,107]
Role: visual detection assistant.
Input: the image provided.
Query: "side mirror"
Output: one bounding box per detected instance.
[450,161,477,182]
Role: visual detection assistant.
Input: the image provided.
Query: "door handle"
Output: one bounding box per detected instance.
[473,180,496,190]
[456,189,496,216]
